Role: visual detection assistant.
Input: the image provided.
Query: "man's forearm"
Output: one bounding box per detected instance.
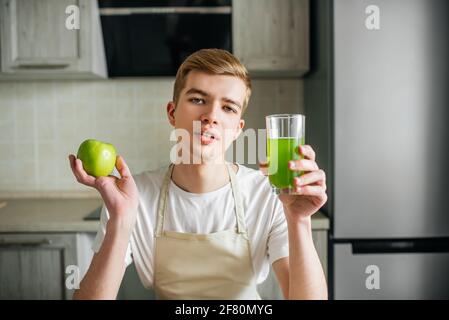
[73,220,132,300]
[287,217,328,300]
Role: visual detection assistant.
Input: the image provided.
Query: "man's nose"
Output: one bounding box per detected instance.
[199,104,220,125]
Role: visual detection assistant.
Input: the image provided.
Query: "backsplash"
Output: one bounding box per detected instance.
[0,79,303,194]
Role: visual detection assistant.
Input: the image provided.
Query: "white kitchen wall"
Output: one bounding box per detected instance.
[0,79,303,195]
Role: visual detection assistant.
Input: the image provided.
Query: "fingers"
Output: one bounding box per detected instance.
[291,167,327,201]
[68,154,96,187]
[298,145,316,161]
[259,161,268,176]
[74,157,96,186]
[68,154,77,174]
[289,159,319,171]
[68,154,80,179]
[292,185,328,200]
[260,158,320,175]
[260,144,318,175]
[294,170,326,189]
[115,155,132,179]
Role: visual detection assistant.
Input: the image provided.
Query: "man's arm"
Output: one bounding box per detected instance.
[72,220,131,300]
[272,216,328,300]
[269,144,328,300]
[68,155,139,300]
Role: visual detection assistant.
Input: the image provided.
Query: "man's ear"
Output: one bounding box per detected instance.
[233,119,245,140]
[167,101,176,127]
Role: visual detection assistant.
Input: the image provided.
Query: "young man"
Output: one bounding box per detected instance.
[68,49,328,300]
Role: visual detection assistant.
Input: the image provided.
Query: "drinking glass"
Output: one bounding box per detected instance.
[266,114,305,194]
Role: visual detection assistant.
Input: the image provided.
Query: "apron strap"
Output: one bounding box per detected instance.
[155,163,248,237]
[226,163,247,235]
[155,163,174,237]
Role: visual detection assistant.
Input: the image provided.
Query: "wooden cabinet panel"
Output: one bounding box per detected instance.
[0,247,64,299]
[0,233,94,299]
[233,0,309,76]
[12,0,79,65]
[0,0,106,79]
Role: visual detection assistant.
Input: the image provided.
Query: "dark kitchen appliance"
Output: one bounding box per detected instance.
[98,0,232,77]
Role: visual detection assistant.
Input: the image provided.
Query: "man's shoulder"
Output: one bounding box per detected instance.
[132,164,170,193]
[236,163,264,178]
[236,163,271,191]
[236,163,283,217]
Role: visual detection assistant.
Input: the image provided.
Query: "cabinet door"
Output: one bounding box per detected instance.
[312,230,328,279]
[256,229,328,300]
[233,0,309,76]
[0,0,106,78]
[0,233,77,299]
[0,0,82,69]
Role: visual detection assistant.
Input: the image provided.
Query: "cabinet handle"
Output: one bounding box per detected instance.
[0,238,52,247]
[12,63,70,69]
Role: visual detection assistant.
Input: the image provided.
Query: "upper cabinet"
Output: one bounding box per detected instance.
[233,0,309,77]
[0,0,106,79]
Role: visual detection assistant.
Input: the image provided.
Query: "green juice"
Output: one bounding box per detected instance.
[267,137,305,189]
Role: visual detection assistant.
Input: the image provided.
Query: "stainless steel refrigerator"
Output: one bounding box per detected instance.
[305,0,449,299]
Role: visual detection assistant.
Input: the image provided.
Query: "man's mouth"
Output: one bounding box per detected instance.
[195,131,217,145]
[201,132,215,139]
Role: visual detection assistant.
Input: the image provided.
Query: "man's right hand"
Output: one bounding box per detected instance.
[68,154,139,230]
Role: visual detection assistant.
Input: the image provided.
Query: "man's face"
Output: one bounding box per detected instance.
[167,70,246,164]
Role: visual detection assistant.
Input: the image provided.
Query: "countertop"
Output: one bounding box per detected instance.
[0,198,330,233]
[0,198,102,233]
[310,211,330,230]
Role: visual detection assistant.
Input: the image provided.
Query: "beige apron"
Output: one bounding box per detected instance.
[153,163,261,300]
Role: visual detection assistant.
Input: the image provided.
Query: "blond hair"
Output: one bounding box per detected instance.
[173,48,252,115]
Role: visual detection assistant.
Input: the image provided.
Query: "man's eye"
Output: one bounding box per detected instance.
[190,98,205,104]
[224,106,237,113]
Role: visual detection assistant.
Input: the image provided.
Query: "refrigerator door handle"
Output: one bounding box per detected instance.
[351,238,449,254]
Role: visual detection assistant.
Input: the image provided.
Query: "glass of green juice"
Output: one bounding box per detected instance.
[266,114,305,195]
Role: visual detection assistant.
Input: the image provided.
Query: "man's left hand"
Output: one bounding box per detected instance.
[260,145,327,224]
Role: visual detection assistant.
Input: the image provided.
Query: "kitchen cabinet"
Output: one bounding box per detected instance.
[312,229,328,279]
[233,0,309,77]
[257,228,328,300]
[0,0,106,80]
[0,232,95,299]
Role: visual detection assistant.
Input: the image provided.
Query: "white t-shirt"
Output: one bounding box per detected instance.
[92,163,289,288]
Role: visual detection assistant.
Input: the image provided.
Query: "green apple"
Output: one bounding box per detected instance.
[76,139,117,177]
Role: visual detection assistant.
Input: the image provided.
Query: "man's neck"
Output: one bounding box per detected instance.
[171,162,238,194]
